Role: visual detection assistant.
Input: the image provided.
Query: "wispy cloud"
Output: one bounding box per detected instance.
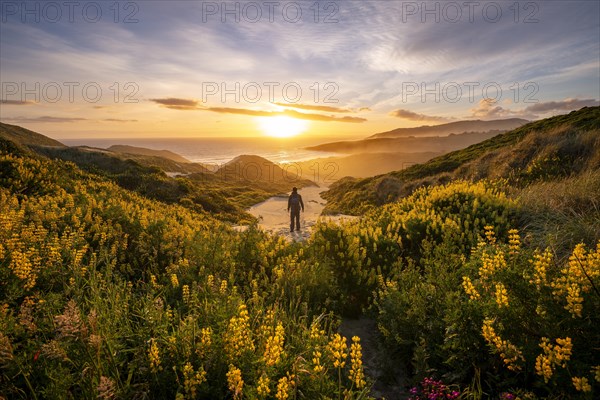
[470,98,599,120]
[0,100,36,105]
[524,98,599,113]
[389,109,453,122]
[103,118,138,123]
[207,107,366,123]
[150,98,201,110]
[273,102,353,113]
[2,116,88,123]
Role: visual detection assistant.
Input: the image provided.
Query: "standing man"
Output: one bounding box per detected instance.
[287,187,304,232]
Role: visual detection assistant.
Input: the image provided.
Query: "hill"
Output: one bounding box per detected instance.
[0,122,65,147]
[322,107,600,215]
[369,118,528,138]
[217,154,313,186]
[108,144,192,163]
[0,124,316,222]
[295,151,441,180]
[306,130,506,154]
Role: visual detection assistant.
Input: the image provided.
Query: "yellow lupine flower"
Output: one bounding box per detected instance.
[257,373,271,397]
[495,283,509,307]
[263,323,285,366]
[275,376,291,400]
[508,229,520,254]
[327,333,348,369]
[312,350,325,374]
[225,304,255,360]
[462,276,480,300]
[534,337,572,382]
[484,225,496,244]
[148,338,161,372]
[226,364,243,400]
[482,319,523,371]
[530,249,552,288]
[349,336,366,389]
[170,274,179,288]
[182,285,190,304]
[592,365,600,382]
[182,362,206,397]
[572,376,591,392]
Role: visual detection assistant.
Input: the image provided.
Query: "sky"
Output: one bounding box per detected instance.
[0,0,599,139]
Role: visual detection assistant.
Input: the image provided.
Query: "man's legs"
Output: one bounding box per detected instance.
[290,210,300,232]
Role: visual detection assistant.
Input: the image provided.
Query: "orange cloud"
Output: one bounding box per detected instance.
[389,108,452,122]
[150,97,202,110]
[207,107,366,123]
[273,102,353,113]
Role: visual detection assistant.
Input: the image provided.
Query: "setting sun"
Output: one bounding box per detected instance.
[258,116,309,138]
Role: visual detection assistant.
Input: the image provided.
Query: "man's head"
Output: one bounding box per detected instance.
[292,187,298,193]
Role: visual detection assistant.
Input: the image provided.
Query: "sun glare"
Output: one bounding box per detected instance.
[258,116,309,138]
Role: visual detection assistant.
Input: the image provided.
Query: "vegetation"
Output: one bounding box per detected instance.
[322,107,600,215]
[1,108,599,398]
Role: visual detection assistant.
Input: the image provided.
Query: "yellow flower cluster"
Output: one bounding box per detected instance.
[551,242,600,317]
[508,229,520,254]
[225,304,255,360]
[275,375,293,400]
[170,274,179,288]
[182,285,190,304]
[534,337,572,382]
[312,350,325,374]
[263,323,285,366]
[220,279,228,294]
[182,362,206,398]
[9,249,37,289]
[479,250,506,281]
[530,248,552,289]
[462,276,480,300]
[257,373,271,397]
[593,365,600,382]
[226,364,243,400]
[348,336,366,389]
[482,319,523,371]
[148,338,162,372]
[495,283,509,307]
[327,333,348,369]
[572,376,591,392]
[484,225,496,244]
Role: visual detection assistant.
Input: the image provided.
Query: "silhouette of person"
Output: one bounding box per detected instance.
[287,187,304,232]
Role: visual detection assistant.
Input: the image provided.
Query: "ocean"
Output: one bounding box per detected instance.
[59,136,344,166]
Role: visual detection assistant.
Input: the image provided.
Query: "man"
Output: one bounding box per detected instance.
[287,187,304,232]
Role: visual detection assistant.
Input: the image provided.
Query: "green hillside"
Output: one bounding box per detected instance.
[323,107,600,215]
[0,108,599,399]
[0,126,315,223]
[0,122,66,147]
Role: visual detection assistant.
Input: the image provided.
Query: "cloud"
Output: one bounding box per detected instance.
[0,100,36,105]
[273,102,353,113]
[470,99,520,119]
[206,107,366,123]
[150,98,201,110]
[470,98,599,120]
[149,97,367,122]
[2,116,89,123]
[524,98,599,113]
[389,109,452,122]
[103,118,138,123]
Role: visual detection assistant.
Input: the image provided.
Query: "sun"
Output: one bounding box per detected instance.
[257,116,309,138]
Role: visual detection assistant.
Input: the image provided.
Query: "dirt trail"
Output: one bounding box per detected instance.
[246,185,356,242]
[340,317,406,400]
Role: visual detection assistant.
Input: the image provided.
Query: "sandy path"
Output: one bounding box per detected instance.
[246,185,356,242]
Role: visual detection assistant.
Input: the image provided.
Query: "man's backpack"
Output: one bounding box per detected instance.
[290,193,300,208]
